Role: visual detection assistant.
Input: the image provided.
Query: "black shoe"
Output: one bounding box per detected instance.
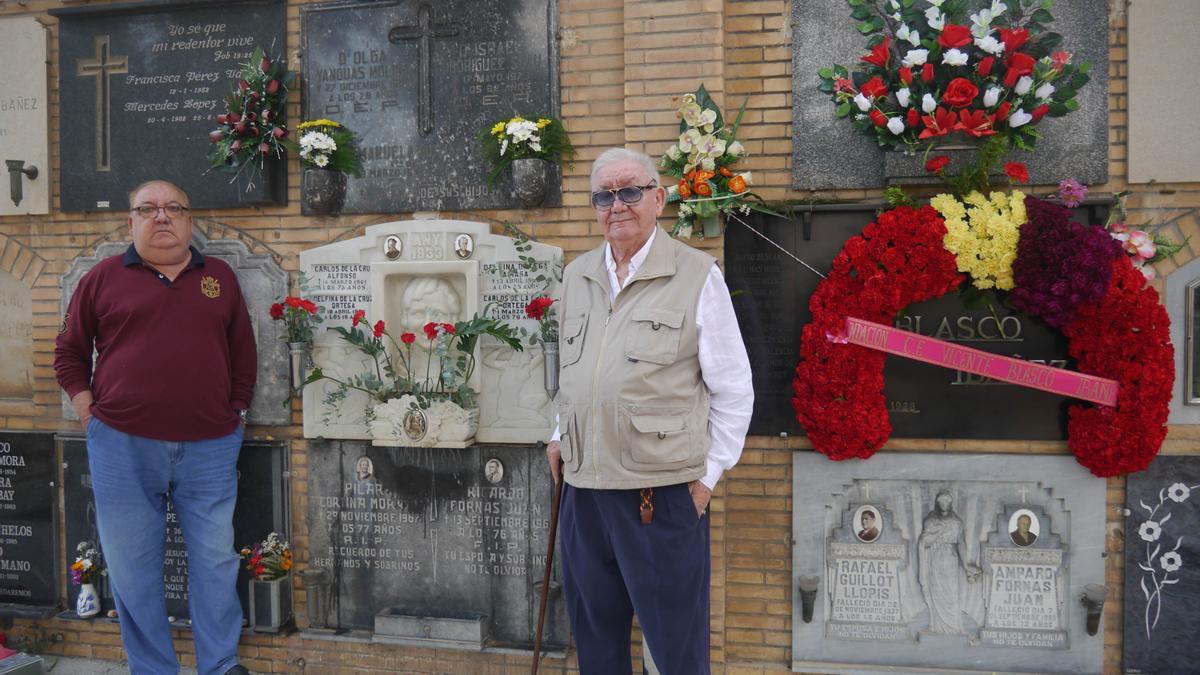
[224,666,250,675]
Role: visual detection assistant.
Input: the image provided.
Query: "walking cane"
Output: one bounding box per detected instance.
[531,472,565,675]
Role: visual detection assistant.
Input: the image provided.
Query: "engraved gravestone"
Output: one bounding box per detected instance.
[299,0,560,212]
[0,16,51,216]
[792,452,1105,674]
[300,220,560,444]
[62,437,288,621]
[51,0,287,211]
[0,270,34,400]
[1123,456,1200,675]
[307,440,567,650]
[790,0,1109,190]
[60,231,290,425]
[0,432,57,617]
[724,206,1108,439]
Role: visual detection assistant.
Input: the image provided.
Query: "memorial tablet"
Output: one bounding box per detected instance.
[0,16,51,216]
[52,0,287,211]
[0,432,57,617]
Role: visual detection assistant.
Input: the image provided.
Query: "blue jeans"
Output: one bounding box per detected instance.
[86,417,244,675]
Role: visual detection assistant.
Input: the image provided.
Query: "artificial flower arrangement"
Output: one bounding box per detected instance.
[297,119,365,176]
[480,115,575,185]
[240,532,292,581]
[1103,193,1185,281]
[207,46,295,188]
[818,0,1091,191]
[792,175,1177,477]
[70,541,105,585]
[270,295,323,344]
[660,85,777,238]
[299,307,523,414]
[523,296,558,345]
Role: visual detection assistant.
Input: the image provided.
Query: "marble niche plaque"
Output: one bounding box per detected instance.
[790,0,1109,190]
[0,16,51,215]
[0,432,57,617]
[60,231,290,425]
[793,453,1105,674]
[307,441,568,650]
[1123,456,1200,674]
[299,0,561,212]
[62,437,288,622]
[300,220,561,444]
[51,0,287,210]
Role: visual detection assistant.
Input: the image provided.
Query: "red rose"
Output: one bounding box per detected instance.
[995,101,1012,121]
[955,109,995,137]
[373,320,385,338]
[938,24,972,49]
[269,303,284,320]
[922,63,934,84]
[859,76,887,100]
[352,309,366,327]
[1003,52,1036,87]
[869,109,888,127]
[942,78,979,108]
[861,36,891,68]
[999,28,1029,52]
[906,108,920,128]
[423,322,439,340]
[400,332,416,345]
[977,56,994,77]
[925,155,951,173]
[1031,104,1050,122]
[898,67,913,85]
[1004,162,1029,184]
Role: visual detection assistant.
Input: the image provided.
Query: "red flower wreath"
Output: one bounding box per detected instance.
[793,199,1174,476]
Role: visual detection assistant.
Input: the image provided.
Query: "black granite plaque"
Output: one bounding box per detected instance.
[308,441,568,650]
[0,432,57,616]
[51,0,287,211]
[300,0,560,213]
[62,437,288,622]
[1124,456,1200,674]
[725,202,1110,439]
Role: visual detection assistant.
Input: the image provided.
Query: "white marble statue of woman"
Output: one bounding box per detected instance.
[398,277,462,384]
[917,489,982,635]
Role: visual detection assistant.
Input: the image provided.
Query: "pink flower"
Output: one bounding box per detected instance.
[1057,178,1088,208]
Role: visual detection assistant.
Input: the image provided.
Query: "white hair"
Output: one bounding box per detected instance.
[590,148,661,189]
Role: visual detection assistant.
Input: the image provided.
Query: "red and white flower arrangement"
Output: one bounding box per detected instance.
[818,0,1091,164]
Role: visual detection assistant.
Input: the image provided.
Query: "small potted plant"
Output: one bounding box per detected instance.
[480,115,574,207]
[240,532,293,633]
[270,294,324,392]
[70,540,105,618]
[207,46,294,203]
[297,118,365,215]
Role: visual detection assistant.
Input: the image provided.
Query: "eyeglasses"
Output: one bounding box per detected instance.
[131,204,190,218]
[590,183,658,210]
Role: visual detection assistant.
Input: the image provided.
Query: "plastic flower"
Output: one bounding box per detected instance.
[1008,108,1033,128]
[373,320,385,338]
[975,35,1004,56]
[925,155,951,173]
[942,49,969,67]
[1167,483,1192,502]
[270,303,284,320]
[1159,551,1182,573]
[524,296,555,320]
[1004,162,1029,184]
[352,309,366,327]
[901,49,929,68]
[1139,520,1162,542]
[400,332,416,345]
[1057,178,1088,207]
[896,24,920,47]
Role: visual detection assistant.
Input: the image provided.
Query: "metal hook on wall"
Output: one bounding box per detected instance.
[6,159,39,207]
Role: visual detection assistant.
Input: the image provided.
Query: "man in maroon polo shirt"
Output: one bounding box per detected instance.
[54,180,256,675]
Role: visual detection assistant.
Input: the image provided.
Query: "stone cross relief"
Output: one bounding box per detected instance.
[75,35,128,172]
[388,2,461,135]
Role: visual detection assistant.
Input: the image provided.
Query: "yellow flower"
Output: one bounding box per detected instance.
[298,118,342,131]
[935,191,1023,291]
[536,118,551,128]
[490,121,505,136]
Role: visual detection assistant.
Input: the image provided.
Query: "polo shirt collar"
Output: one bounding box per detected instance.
[123,244,205,270]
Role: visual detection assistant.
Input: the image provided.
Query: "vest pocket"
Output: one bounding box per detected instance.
[625,308,685,365]
[557,402,581,471]
[560,313,588,367]
[620,405,700,471]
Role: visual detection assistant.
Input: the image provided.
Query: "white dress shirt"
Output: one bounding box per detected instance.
[552,228,755,489]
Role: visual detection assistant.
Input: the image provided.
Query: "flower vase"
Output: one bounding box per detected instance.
[302,167,348,215]
[235,155,288,206]
[249,575,293,633]
[699,213,723,238]
[76,583,100,618]
[881,141,1009,186]
[511,157,550,207]
[370,395,480,448]
[287,341,311,393]
[542,341,559,401]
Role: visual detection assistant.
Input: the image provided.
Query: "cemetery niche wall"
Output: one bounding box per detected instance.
[299,0,561,213]
[0,432,58,618]
[0,16,51,216]
[793,453,1106,674]
[51,0,288,211]
[299,220,561,445]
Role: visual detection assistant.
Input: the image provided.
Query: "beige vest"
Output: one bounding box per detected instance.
[556,228,715,489]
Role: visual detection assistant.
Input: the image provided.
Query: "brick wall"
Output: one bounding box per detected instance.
[2,0,1198,673]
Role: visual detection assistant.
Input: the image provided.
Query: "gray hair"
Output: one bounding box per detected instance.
[590,148,661,189]
[127,180,189,208]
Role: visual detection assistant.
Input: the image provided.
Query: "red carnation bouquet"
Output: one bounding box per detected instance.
[818,1,1090,168]
[270,295,323,343]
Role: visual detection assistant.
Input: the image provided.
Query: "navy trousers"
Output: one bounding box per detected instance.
[560,482,711,674]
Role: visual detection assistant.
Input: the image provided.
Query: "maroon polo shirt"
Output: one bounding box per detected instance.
[54,245,257,441]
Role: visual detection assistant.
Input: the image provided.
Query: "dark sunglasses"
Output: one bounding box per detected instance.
[590,183,658,209]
